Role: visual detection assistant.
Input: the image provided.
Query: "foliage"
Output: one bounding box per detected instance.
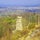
[28,23,35,30]
[0,16,16,39]
[0,24,6,38]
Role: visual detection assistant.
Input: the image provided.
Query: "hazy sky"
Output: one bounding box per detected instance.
[0,0,40,6]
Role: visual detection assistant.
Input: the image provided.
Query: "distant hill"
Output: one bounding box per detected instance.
[0,7,40,16]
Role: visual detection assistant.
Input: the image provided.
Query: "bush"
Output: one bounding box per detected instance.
[28,23,35,30]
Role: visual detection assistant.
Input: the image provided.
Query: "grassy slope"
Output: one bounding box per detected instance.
[0,13,40,40]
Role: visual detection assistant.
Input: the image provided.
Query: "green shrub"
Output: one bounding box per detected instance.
[28,23,35,30]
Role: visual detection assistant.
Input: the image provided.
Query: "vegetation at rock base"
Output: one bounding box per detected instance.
[0,12,40,40]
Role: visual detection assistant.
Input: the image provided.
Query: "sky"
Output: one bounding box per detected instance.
[0,0,40,7]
